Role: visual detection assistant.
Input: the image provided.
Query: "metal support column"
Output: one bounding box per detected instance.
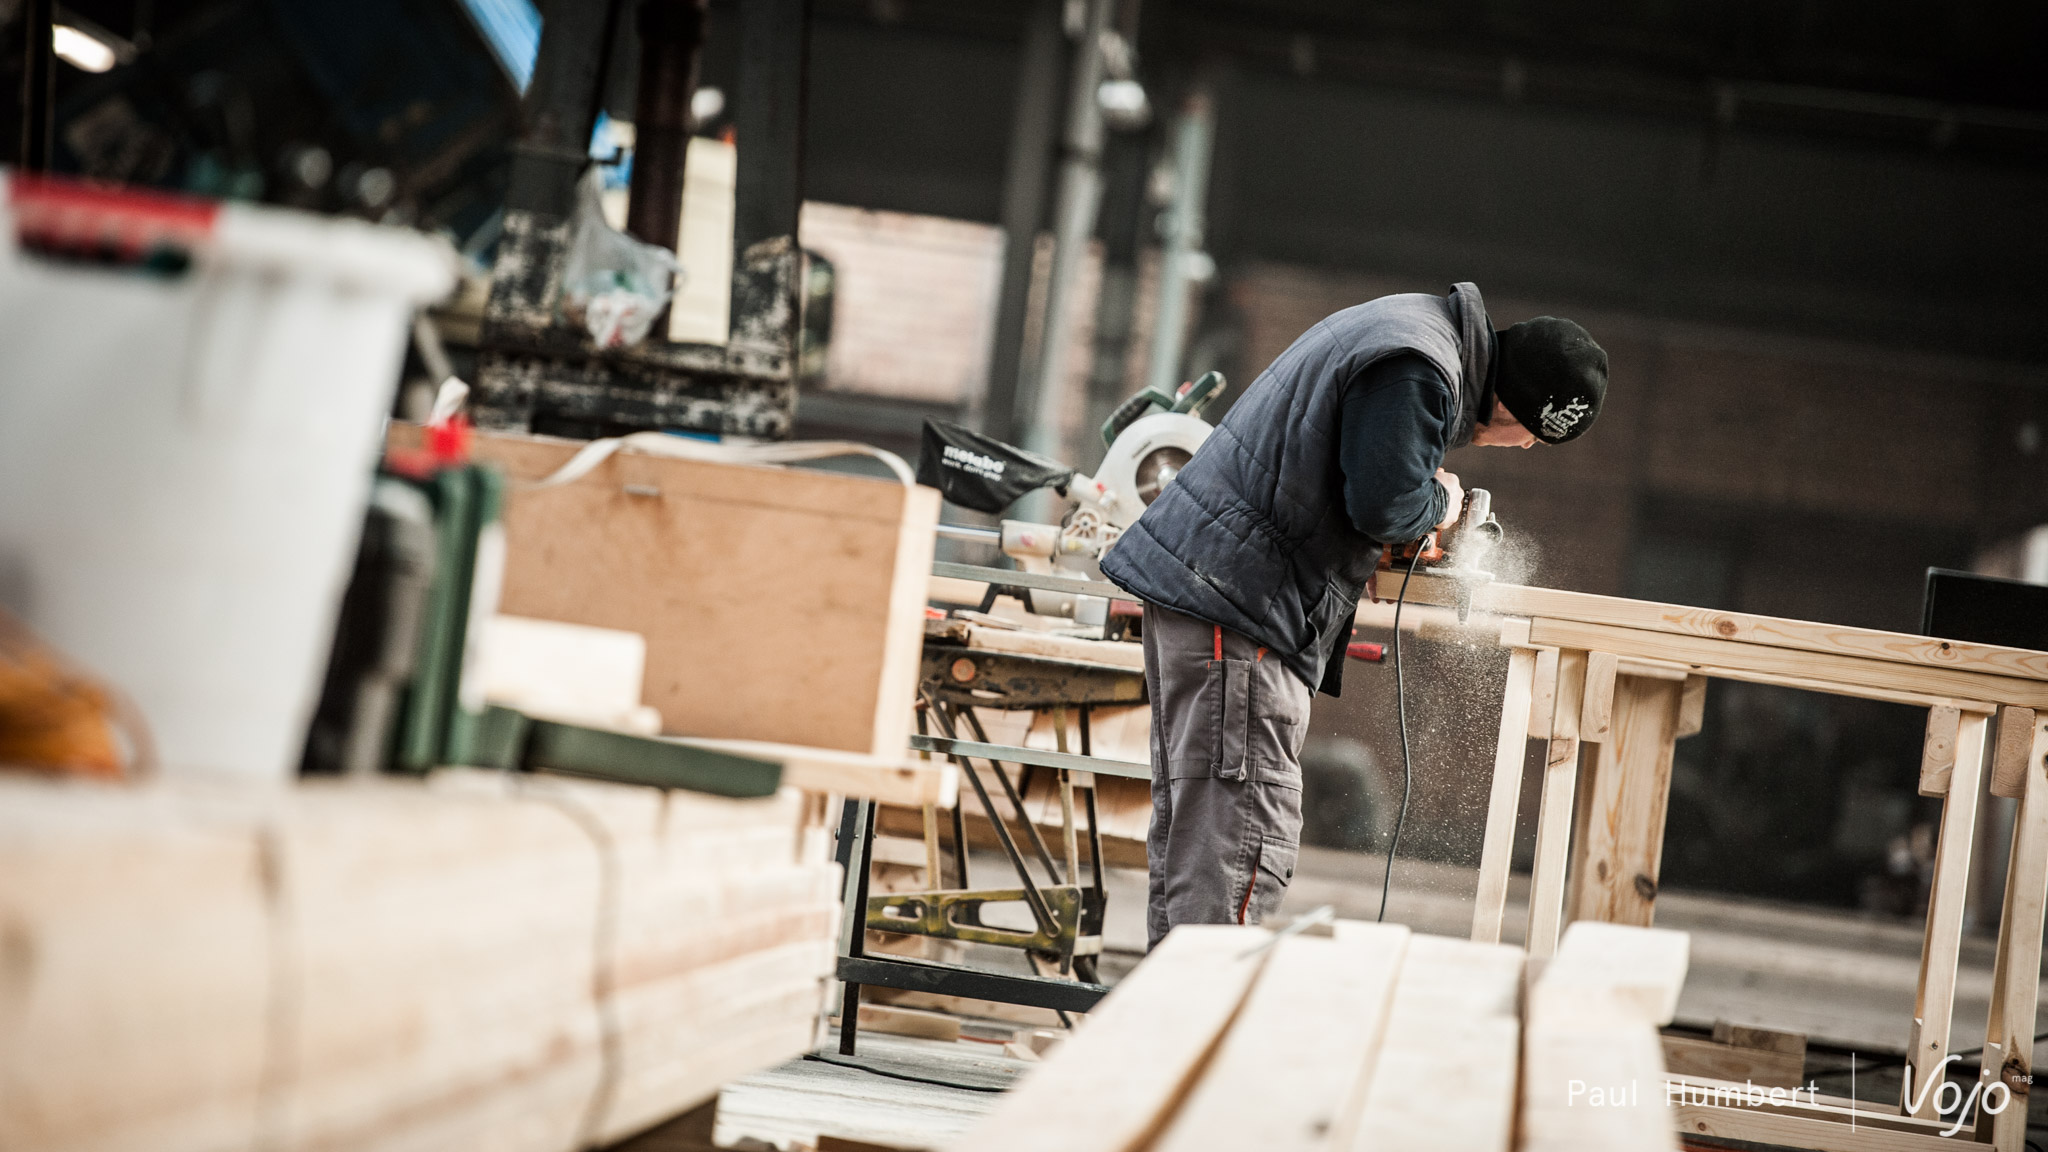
[1018,0,1112,464]
[505,0,625,220]
[980,0,1065,442]
[732,0,808,256]
[624,0,709,251]
[17,0,55,171]
[1144,89,1216,396]
[834,798,875,1055]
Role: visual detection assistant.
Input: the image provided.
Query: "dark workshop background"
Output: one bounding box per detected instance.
[10,0,2047,918]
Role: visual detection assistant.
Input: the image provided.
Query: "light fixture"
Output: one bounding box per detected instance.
[52,24,117,73]
[1098,78,1151,131]
[690,86,725,128]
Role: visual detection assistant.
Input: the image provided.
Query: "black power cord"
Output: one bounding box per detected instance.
[1379,546,1424,923]
[802,1051,1008,1093]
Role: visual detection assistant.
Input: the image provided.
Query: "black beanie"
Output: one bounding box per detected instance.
[1493,317,1607,443]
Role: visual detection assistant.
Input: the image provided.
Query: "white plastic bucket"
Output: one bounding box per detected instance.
[0,173,455,783]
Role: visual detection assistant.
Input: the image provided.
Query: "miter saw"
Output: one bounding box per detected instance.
[917,372,1227,628]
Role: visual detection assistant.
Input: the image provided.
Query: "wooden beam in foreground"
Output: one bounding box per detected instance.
[1524,922,1690,1152]
[1155,922,1410,1152]
[944,925,1271,1152]
[1348,934,1522,1152]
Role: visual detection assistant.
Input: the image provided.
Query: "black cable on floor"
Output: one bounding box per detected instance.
[1379,546,1423,923]
[802,1052,1008,1094]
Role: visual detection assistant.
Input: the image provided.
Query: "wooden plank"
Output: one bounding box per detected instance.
[1348,934,1522,1152]
[1539,920,1691,1026]
[1568,676,1684,927]
[1525,923,1689,1152]
[1676,675,1708,737]
[1920,706,1962,797]
[1388,572,2048,683]
[1529,647,1561,740]
[1712,1020,1807,1056]
[1905,711,1988,1121]
[1471,647,1538,945]
[1527,750,1579,962]
[1990,706,2037,800]
[1618,656,1692,682]
[1155,923,1410,1152]
[1529,652,1588,961]
[943,925,1270,1152]
[1499,616,1534,648]
[1674,1104,1966,1151]
[946,624,1146,670]
[1666,1074,1957,1135]
[439,425,942,758]
[1551,651,1588,757]
[928,575,988,605]
[0,782,273,1152]
[671,738,957,807]
[1598,659,1998,713]
[1660,1035,1803,1088]
[1524,1021,1675,1152]
[1977,713,2048,1152]
[832,1004,962,1042]
[1527,617,2048,710]
[1581,651,1620,742]
[0,770,840,1152]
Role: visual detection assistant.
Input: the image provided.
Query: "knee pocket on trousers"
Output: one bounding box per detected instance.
[1237,835,1299,925]
[1177,656,1310,784]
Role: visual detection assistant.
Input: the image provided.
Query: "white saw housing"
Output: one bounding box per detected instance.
[999,410,1214,621]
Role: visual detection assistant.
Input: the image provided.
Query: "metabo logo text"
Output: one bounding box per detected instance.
[943,444,1006,481]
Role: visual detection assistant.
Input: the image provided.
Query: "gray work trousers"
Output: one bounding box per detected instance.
[1142,602,1312,949]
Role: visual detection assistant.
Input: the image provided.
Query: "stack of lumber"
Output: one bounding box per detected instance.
[0,768,839,1152]
[948,919,1689,1152]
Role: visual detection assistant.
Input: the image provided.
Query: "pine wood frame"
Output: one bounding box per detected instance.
[1385,573,2048,1151]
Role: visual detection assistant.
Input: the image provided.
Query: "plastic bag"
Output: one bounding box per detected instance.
[559,166,680,348]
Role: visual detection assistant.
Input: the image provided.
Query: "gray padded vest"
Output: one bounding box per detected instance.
[1100,283,1493,695]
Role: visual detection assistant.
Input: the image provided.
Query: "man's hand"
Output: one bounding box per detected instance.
[1433,468,1464,531]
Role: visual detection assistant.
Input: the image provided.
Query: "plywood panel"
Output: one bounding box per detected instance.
[433,427,940,758]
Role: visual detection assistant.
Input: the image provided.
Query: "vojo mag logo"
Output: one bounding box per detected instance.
[1567,1052,2016,1139]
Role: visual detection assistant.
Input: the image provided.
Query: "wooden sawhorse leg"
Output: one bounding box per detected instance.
[1566,672,1683,927]
[1906,710,1989,1119]
[1472,646,1538,944]
[1977,712,2048,1148]
[1527,650,1599,958]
